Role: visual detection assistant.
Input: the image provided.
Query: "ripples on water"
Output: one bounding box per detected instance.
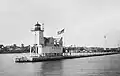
[0,54,120,76]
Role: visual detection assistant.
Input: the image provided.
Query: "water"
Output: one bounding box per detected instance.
[0,54,120,76]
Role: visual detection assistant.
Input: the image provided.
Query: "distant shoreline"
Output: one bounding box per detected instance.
[0,51,29,54]
[0,51,119,55]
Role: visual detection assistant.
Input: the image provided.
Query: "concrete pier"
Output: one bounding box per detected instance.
[15,52,120,62]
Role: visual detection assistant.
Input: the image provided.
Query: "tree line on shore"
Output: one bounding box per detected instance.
[0,44,30,53]
[0,44,120,53]
[64,46,120,53]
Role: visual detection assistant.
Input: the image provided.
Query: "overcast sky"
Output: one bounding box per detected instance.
[0,0,120,47]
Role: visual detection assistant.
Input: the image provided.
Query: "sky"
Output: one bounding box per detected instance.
[0,0,120,47]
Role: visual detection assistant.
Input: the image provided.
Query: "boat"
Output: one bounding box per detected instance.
[15,22,64,62]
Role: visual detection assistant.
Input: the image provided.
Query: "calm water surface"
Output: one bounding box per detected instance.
[0,54,120,76]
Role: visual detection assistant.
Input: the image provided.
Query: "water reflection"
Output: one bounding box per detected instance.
[0,54,120,76]
[35,60,63,76]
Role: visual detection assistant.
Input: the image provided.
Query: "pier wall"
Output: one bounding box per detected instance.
[42,46,63,53]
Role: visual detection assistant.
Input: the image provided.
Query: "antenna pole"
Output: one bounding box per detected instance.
[104,35,107,50]
[30,45,31,56]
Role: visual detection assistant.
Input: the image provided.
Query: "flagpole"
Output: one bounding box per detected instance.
[58,34,65,47]
[63,30,65,47]
[104,35,107,50]
[57,28,65,47]
[62,33,65,47]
